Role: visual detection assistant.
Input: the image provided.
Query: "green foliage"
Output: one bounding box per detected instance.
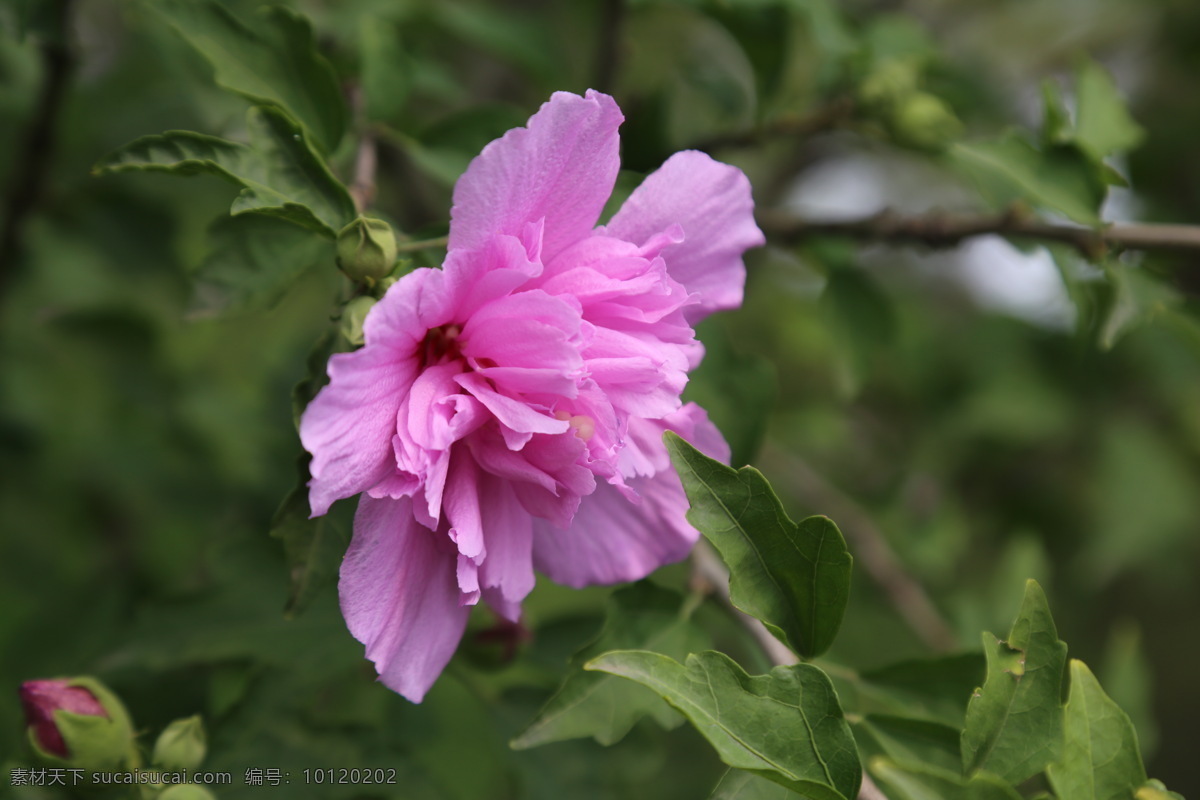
[586,650,860,800]
[4,0,1199,796]
[1047,660,1148,800]
[950,134,1104,224]
[193,213,334,313]
[512,582,709,749]
[665,433,852,659]
[95,106,356,236]
[961,580,1068,784]
[870,758,1022,800]
[154,0,347,152]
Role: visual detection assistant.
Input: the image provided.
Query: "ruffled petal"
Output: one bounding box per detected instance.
[300,346,418,517]
[449,90,623,261]
[339,496,470,702]
[532,404,729,587]
[602,150,764,322]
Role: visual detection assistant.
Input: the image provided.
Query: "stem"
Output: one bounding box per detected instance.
[690,539,888,800]
[347,84,377,213]
[0,0,75,302]
[759,206,1200,259]
[395,235,449,254]
[760,446,958,654]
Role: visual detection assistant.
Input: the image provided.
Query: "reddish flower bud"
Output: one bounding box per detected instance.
[19,679,108,758]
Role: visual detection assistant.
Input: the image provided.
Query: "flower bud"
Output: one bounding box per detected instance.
[339,295,377,347]
[337,216,398,285]
[19,677,137,769]
[890,91,963,151]
[152,715,207,772]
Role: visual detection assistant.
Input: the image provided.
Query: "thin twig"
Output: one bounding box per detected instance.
[347,84,377,214]
[594,0,625,94]
[760,447,958,654]
[691,539,889,800]
[759,206,1200,260]
[395,235,448,254]
[0,0,75,301]
[690,97,857,153]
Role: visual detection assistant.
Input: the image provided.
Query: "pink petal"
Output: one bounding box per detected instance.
[300,345,417,517]
[602,150,764,322]
[339,496,470,702]
[454,372,569,441]
[477,473,535,607]
[449,91,623,261]
[532,404,729,587]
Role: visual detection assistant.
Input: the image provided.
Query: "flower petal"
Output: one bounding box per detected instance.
[602,150,764,322]
[339,496,470,702]
[532,405,729,587]
[300,346,417,517]
[449,90,623,261]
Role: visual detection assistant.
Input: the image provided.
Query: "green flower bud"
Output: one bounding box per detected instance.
[337,216,398,285]
[858,58,921,110]
[890,91,963,151]
[152,715,206,773]
[20,676,137,770]
[340,295,377,347]
[159,785,219,800]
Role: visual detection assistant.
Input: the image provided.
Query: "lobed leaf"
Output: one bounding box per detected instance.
[950,134,1103,225]
[1046,660,1147,800]
[665,432,852,659]
[961,579,1068,784]
[154,1,346,152]
[511,582,709,749]
[586,649,860,800]
[192,214,333,315]
[95,106,356,237]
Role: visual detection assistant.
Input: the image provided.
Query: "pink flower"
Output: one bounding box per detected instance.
[301,90,763,701]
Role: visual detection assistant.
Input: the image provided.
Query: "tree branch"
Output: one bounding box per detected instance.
[594,0,625,94]
[690,97,856,153]
[690,539,888,800]
[760,447,958,654]
[758,206,1200,260]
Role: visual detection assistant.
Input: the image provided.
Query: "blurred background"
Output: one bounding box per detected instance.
[1,0,1198,797]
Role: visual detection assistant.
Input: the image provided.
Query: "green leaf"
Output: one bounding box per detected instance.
[586,650,860,800]
[1074,58,1144,162]
[511,582,710,749]
[1046,660,1147,800]
[269,455,349,618]
[665,432,852,659]
[192,214,333,314]
[854,715,962,774]
[154,1,346,152]
[950,133,1104,224]
[709,769,800,800]
[870,758,1022,800]
[961,579,1068,784]
[1099,264,1182,351]
[857,653,985,728]
[95,106,356,237]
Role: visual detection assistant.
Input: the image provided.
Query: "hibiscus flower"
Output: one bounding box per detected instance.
[300,90,763,701]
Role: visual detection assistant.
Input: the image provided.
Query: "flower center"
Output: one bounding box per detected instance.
[421,324,463,368]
